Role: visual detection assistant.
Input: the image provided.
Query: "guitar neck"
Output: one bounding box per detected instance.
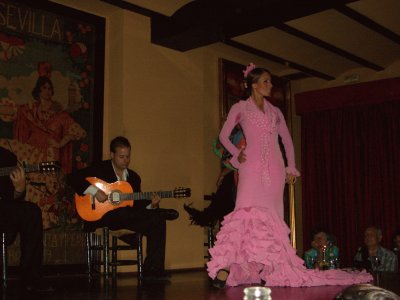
[0,165,38,177]
[120,190,174,201]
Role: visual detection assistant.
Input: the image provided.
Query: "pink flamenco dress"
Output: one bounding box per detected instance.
[207,97,373,287]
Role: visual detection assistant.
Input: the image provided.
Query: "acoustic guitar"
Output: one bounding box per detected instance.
[0,161,60,177]
[74,177,191,221]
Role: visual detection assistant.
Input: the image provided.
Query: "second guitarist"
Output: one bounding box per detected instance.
[68,136,179,281]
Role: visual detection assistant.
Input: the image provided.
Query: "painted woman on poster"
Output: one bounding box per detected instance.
[0,62,86,228]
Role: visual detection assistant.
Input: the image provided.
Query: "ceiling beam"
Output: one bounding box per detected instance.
[336,6,400,45]
[100,0,164,18]
[151,0,358,51]
[275,24,384,71]
[223,40,334,81]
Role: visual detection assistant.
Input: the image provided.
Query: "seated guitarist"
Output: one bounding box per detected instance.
[0,146,53,292]
[68,136,179,281]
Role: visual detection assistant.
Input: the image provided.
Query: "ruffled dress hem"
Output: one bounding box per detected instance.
[207,207,373,287]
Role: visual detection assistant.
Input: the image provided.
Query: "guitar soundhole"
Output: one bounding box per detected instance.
[109,191,121,205]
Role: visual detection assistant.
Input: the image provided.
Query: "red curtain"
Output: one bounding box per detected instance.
[296,78,400,267]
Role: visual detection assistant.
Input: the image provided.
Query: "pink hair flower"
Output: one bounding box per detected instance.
[243,63,256,78]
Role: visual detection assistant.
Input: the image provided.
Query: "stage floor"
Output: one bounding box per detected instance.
[2,269,399,300]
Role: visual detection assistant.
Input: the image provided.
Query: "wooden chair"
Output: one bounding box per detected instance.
[85,227,143,284]
[1,232,7,289]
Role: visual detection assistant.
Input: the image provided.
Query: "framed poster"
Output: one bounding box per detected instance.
[0,0,105,229]
[219,59,246,123]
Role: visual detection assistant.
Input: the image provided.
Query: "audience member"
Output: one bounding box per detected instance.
[354,226,398,272]
[335,284,400,300]
[392,231,400,272]
[304,229,339,270]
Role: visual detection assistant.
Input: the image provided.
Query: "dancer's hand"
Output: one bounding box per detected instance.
[238,146,246,163]
[285,173,297,184]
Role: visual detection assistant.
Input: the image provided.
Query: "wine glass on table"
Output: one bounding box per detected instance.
[370,256,381,285]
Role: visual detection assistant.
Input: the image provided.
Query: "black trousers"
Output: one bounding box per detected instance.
[0,201,43,281]
[88,207,167,272]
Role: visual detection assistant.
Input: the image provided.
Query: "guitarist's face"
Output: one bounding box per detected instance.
[111,146,131,171]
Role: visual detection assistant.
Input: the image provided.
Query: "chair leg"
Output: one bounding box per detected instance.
[103,227,110,277]
[137,233,143,284]
[94,233,101,273]
[85,232,98,281]
[207,226,214,248]
[111,236,118,281]
[2,233,7,289]
[204,226,215,260]
[85,233,90,277]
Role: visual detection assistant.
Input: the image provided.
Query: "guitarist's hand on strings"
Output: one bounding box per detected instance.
[10,165,26,198]
[95,189,108,203]
[150,194,161,209]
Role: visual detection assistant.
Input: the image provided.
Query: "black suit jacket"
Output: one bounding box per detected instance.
[0,147,16,204]
[68,159,151,210]
[0,147,27,228]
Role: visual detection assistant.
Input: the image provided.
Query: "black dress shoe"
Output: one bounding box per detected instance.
[158,209,179,221]
[212,269,229,289]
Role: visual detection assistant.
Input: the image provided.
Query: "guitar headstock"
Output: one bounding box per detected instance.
[38,161,60,173]
[173,187,191,198]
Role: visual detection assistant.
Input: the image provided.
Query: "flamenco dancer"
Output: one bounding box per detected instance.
[207,63,373,288]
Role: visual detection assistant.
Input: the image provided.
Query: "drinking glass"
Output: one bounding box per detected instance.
[243,286,272,300]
